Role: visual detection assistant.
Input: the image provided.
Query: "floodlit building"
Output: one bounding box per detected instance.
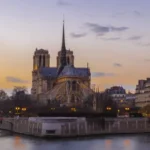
[31,21,95,108]
[105,86,126,103]
[135,78,150,107]
[105,86,135,108]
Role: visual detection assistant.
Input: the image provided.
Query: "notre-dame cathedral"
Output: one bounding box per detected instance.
[31,22,95,108]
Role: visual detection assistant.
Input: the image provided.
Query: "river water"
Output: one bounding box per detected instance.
[0,130,150,150]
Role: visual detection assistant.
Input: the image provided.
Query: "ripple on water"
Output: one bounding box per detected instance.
[0,132,150,150]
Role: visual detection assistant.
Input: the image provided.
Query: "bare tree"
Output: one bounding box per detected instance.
[140,104,150,114]
[12,86,28,96]
[0,90,8,101]
[11,86,32,107]
[95,92,118,113]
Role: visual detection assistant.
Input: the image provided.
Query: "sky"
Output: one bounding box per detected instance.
[0,0,150,94]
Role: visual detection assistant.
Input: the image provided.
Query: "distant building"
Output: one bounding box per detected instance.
[105,86,135,108]
[105,86,126,103]
[125,92,136,107]
[135,78,150,107]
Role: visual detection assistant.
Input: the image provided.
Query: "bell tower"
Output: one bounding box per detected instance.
[31,48,50,96]
[57,50,74,68]
[33,48,50,70]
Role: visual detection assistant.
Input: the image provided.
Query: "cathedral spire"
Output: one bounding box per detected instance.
[60,20,67,66]
[57,20,67,75]
[61,20,66,51]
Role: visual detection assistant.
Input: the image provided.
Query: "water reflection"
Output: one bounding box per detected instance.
[0,131,150,150]
[105,139,112,150]
[14,136,25,149]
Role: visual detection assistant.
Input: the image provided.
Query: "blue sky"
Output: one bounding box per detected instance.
[0,0,150,93]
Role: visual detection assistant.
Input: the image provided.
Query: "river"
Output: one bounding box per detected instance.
[0,130,150,150]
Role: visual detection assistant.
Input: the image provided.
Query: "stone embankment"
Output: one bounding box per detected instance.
[0,117,150,137]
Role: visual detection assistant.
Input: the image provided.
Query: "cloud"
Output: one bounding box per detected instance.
[70,33,87,38]
[111,26,129,32]
[6,77,29,84]
[128,36,142,40]
[91,72,115,78]
[142,43,150,47]
[102,37,121,41]
[85,23,129,36]
[113,63,122,67]
[111,10,142,18]
[111,12,126,18]
[133,10,141,17]
[57,0,71,6]
[112,11,141,18]
[144,59,150,62]
[138,42,150,47]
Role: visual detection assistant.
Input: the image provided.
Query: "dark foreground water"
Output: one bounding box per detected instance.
[0,130,150,150]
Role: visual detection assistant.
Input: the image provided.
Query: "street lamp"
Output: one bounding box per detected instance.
[71,108,76,112]
[125,107,130,111]
[50,108,55,111]
[106,107,112,111]
[22,108,27,111]
[15,107,20,114]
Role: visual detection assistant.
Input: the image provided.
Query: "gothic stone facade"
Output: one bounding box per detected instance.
[31,23,91,107]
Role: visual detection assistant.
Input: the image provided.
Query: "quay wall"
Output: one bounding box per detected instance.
[0,117,150,137]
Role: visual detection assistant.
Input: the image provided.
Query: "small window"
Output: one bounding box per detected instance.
[72,81,76,91]
[39,55,42,67]
[67,57,70,65]
[46,130,56,134]
[43,55,45,67]
[71,95,75,103]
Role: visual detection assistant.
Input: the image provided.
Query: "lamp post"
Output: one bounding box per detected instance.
[106,107,112,111]
[125,107,130,111]
[22,108,27,111]
[15,107,20,114]
[71,107,76,112]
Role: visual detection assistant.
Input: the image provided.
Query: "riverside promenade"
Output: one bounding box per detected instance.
[0,117,150,138]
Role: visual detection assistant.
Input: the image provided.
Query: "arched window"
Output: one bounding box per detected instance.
[72,81,76,91]
[71,94,75,103]
[67,57,70,65]
[39,55,42,67]
[53,83,55,87]
[67,81,71,91]
[76,82,80,91]
[76,97,80,103]
[43,55,45,67]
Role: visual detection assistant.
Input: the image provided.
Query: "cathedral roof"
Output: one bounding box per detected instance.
[40,66,90,78]
[40,67,57,77]
[59,65,90,78]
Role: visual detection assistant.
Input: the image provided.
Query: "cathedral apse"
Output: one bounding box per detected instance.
[31,21,95,109]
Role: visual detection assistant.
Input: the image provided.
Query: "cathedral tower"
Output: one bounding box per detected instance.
[57,50,74,68]
[31,48,50,96]
[33,48,50,70]
[57,21,74,69]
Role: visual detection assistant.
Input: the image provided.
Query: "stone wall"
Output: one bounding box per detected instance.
[1,117,150,137]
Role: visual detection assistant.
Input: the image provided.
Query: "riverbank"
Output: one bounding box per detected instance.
[0,117,150,138]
